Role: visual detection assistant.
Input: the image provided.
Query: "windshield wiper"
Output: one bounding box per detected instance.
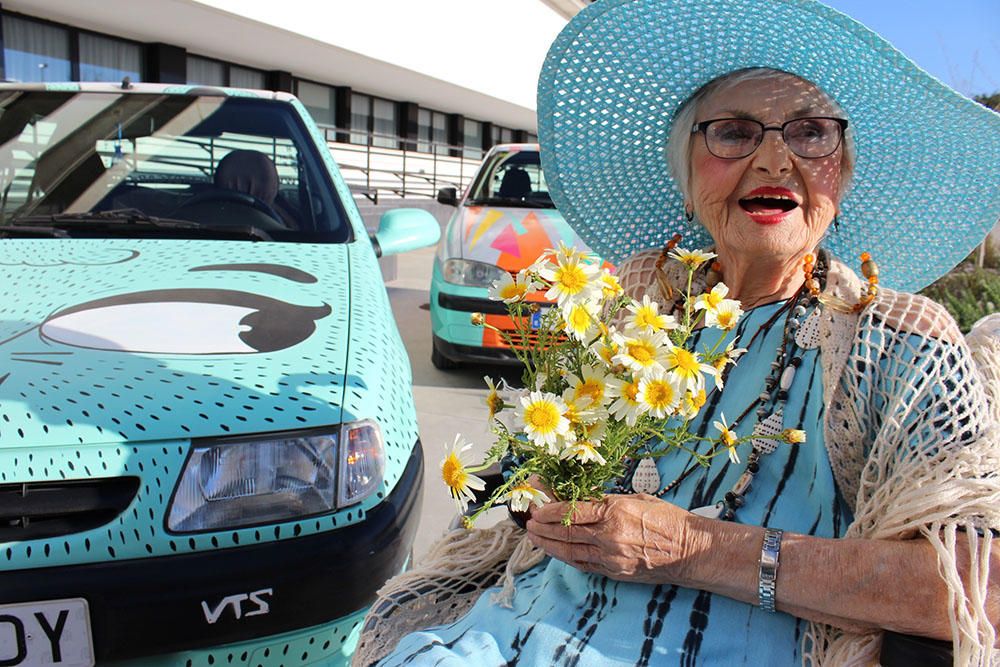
[465,197,554,209]
[8,208,195,228]
[4,209,274,241]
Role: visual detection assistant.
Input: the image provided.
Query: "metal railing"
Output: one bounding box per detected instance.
[316,125,487,204]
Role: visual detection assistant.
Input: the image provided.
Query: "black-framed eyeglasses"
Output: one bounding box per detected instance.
[691,117,849,159]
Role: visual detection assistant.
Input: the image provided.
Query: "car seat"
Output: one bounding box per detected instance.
[497,168,531,200]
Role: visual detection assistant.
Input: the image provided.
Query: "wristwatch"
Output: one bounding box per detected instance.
[758,527,783,612]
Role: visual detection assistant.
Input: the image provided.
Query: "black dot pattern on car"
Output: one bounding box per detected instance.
[0,238,418,568]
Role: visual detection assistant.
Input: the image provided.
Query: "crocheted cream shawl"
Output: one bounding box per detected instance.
[354,251,1000,667]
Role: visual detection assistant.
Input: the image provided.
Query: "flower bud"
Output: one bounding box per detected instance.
[470,312,485,326]
[781,429,806,444]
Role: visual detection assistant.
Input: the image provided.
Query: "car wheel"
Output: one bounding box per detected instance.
[431,342,459,370]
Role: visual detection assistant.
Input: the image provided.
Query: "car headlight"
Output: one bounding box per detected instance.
[166,420,385,533]
[442,258,507,287]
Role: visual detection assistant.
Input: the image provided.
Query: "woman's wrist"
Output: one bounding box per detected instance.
[682,513,765,604]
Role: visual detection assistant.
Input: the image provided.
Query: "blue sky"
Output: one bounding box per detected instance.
[822,0,999,97]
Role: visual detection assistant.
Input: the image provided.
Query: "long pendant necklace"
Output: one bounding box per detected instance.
[619,251,828,521]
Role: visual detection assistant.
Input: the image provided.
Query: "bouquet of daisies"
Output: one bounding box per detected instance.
[441,243,783,526]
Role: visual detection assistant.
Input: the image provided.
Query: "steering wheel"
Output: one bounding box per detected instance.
[173,189,286,230]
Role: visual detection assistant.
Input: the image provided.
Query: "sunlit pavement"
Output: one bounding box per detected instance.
[385,245,522,561]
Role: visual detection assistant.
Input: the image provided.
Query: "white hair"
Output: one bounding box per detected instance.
[666,68,856,206]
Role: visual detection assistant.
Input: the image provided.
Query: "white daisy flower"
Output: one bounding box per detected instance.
[561,300,601,342]
[611,330,670,377]
[713,414,741,464]
[559,440,608,466]
[663,344,718,392]
[705,299,744,331]
[488,270,535,304]
[668,247,717,271]
[517,391,571,453]
[693,282,730,312]
[624,295,680,334]
[440,434,487,513]
[606,375,645,426]
[500,482,550,513]
[540,255,600,308]
[637,369,683,419]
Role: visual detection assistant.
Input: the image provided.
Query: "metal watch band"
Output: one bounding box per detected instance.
[758,527,783,613]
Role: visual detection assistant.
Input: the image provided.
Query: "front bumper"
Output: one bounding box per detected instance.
[0,440,424,663]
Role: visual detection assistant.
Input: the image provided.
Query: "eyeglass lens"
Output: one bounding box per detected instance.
[705,118,843,159]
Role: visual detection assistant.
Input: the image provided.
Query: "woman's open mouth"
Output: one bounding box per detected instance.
[738,188,800,224]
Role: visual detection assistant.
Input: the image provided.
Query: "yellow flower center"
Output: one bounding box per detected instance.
[441,454,467,489]
[624,382,640,402]
[486,390,504,418]
[627,341,655,364]
[716,311,736,329]
[720,429,737,446]
[500,283,527,300]
[635,307,662,330]
[706,291,723,308]
[525,402,561,433]
[671,348,700,376]
[644,380,675,409]
[555,264,589,294]
[567,306,592,332]
[576,380,604,404]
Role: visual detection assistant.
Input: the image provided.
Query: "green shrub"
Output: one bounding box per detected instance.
[919,268,1000,333]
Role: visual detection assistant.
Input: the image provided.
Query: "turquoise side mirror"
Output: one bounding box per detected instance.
[372,208,441,257]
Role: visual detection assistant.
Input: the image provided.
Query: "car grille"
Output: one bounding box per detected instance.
[0,477,141,541]
[485,328,569,350]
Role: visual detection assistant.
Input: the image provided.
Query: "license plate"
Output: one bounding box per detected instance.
[0,598,94,667]
[530,309,543,330]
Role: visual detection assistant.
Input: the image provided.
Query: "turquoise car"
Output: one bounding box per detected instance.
[0,83,439,666]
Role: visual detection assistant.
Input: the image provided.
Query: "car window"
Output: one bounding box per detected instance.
[0,91,352,242]
[466,149,554,208]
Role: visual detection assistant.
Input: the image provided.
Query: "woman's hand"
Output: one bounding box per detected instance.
[525,494,711,586]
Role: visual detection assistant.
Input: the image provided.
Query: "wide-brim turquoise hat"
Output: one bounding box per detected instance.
[537,0,1000,292]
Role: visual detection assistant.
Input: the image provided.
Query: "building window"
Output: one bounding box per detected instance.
[2,15,71,82]
[187,55,225,86]
[463,118,483,159]
[490,125,516,147]
[79,33,142,82]
[350,92,371,145]
[297,80,336,127]
[525,132,538,144]
[418,109,448,155]
[230,65,266,90]
[371,97,397,149]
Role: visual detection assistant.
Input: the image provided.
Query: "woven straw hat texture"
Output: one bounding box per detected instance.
[537,0,1000,291]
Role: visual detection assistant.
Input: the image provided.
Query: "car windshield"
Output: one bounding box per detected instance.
[465,148,554,208]
[0,90,352,242]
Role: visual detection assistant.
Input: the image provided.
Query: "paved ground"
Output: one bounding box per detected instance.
[384,245,522,561]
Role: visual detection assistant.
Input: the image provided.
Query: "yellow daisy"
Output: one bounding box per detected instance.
[606,375,644,426]
[559,440,608,466]
[781,429,807,444]
[440,434,487,513]
[637,369,682,419]
[693,283,730,312]
[483,376,506,420]
[599,270,624,299]
[562,301,600,342]
[664,344,717,391]
[677,387,708,420]
[624,295,679,334]
[668,247,717,271]
[713,414,741,464]
[612,330,669,377]
[705,299,744,331]
[567,365,611,409]
[501,482,550,513]
[517,391,571,453]
[540,256,600,307]
[488,270,534,304]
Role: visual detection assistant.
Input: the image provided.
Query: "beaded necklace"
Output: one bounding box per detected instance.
[616,250,830,521]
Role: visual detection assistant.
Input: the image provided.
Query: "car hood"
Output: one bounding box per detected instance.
[445,205,597,272]
[0,239,352,447]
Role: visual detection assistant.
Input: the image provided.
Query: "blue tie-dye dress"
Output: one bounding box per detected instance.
[383,301,855,666]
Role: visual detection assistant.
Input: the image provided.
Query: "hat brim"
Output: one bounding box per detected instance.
[537,0,1000,292]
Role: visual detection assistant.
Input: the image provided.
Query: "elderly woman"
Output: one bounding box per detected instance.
[358,1,1000,665]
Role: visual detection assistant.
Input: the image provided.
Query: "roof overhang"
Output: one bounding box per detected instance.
[5,0,540,130]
